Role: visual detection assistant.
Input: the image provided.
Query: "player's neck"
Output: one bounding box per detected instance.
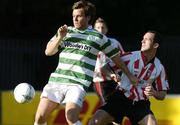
[143,51,156,65]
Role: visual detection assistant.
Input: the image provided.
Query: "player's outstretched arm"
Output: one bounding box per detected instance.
[111,54,138,85]
[45,24,67,56]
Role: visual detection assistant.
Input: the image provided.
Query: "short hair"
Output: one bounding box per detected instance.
[94,17,108,29]
[147,30,162,44]
[72,0,96,24]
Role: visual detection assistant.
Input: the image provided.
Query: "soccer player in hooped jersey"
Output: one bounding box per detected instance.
[88,31,169,125]
[93,17,125,105]
[33,1,138,125]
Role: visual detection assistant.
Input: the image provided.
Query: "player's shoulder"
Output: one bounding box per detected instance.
[153,57,166,74]
[88,28,106,39]
[130,50,139,55]
[121,51,140,59]
[67,26,74,30]
[154,57,163,66]
[121,51,134,57]
[135,50,142,54]
[67,26,77,33]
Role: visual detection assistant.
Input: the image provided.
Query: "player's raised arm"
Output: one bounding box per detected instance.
[45,24,68,56]
[111,54,138,85]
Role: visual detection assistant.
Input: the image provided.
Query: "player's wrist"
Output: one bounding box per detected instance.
[56,36,64,45]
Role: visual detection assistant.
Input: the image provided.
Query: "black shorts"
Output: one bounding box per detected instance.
[100,90,153,124]
[131,99,153,124]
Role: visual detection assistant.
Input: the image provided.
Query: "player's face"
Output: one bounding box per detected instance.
[94,22,108,35]
[141,32,155,52]
[72,8,89,30]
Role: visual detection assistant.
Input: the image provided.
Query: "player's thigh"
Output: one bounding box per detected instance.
[138,114,157,125]
[63,85,86,121]
[88,109,114,125]
[36,97,59,117]
[63,85,86,108]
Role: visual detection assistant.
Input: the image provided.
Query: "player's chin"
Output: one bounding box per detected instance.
[140,47,145,51]
[74,24,80,28]
[141,48,148,52]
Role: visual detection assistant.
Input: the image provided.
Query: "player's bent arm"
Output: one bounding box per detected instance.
[111,54,138,85]
[153,90,167,100]
[45,25,67,56]
[45,37,62,56]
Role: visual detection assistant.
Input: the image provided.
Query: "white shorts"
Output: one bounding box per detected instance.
[41,83,86,107]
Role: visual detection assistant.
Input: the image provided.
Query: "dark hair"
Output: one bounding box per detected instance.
[72,0,96,24]
[147,30,162,44]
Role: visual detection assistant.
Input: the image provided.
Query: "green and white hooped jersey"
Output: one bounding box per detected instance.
[49,26,119,90]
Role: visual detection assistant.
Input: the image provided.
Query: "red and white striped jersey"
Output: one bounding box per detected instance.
[93,38,124,82]
[110,51,169,101]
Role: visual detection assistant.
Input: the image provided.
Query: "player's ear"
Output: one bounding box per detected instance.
[153,43,159,48]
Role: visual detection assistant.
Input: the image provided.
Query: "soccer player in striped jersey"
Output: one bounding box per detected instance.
[93,17,125,105]
[88,30,169,125]
[34,1,138,125]
[93,17,126,125]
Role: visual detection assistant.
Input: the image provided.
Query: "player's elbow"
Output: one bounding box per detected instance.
[154,91,167,100]
[45,49,56,56]
[155,96,165,100]
[45,50,51,56]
